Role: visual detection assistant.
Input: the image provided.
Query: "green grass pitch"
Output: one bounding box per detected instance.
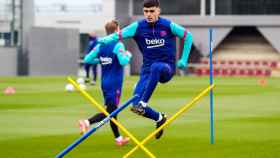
[0,76,280,158]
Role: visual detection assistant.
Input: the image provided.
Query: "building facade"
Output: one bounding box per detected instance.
[1,0,280,76]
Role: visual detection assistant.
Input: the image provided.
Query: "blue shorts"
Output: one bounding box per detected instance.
[102,89,122,106]
[133,62,175,104]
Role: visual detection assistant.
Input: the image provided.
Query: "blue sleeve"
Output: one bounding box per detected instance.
[170,22,193,64]
[113,42,132,66]
[98,21,139,44]
[84,44,101,64]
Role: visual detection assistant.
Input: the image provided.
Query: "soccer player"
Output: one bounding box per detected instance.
[99,0,193,139]
[84,32,98,85]
[79,20,132,146]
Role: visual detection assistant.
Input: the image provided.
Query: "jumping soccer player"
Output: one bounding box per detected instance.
[99,0,193,139]
[79,20,132,146]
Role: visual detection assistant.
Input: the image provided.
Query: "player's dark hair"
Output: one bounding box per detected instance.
[143,0,160,8]
[105,20,119,35]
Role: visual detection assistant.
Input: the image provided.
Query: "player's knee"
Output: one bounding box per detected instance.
[150,63,162,73]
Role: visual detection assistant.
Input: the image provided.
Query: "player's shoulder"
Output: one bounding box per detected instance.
[111,41,123,51]
[137,19,148,26]
[158,17,172,26]
[157,17,172,31]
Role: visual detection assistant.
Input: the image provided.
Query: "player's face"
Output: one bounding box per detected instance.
[143,7,160,23]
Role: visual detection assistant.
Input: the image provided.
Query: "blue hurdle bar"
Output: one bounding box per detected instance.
[209,28,215,144]
[55,95,139,158]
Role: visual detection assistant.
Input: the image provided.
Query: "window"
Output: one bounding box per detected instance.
[216,0,280,15]
[133,0,200,15]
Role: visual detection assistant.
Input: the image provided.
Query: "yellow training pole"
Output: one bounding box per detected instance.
[68,77,156,158]
[123,84,215,158]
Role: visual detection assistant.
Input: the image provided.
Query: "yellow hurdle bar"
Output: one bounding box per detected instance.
[68,77,156,158]
[123,84,215,158]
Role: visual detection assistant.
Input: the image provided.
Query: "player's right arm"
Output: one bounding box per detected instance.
[113,42,132,66]
[84,44,101,64]
[170,22,193,69]
[98,22,139,44]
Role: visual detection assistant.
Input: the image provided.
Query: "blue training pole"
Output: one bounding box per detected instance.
[209,28,215,144]
[55,95,139,158]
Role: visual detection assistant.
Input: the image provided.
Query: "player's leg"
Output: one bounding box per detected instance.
[105,93,120,139]
[106,103,120,138]
[142,62,174,103]
[137,62,174,139]
[84,63,91,83]
[78,88,108,133]
[85,91,112,125]
[131,70,148,105]
[79,112,105,134]
[91,64,97,85]
[107,91,129,146]
[78,91,111,135]
[78,93,122,140]
[131,71,161,123]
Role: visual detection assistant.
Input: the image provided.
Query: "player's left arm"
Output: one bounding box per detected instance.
[113,42,132,66]
[98,22,138,44]
[170,22,193,69]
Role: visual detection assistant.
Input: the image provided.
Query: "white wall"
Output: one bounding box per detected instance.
[34,0,115,33]
[0,47,17,76]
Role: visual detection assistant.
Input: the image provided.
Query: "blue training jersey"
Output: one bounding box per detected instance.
[99,17,193,72]
[97,41,124,91]
[134,17,176,70]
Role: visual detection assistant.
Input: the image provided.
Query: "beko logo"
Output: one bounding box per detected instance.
[145,38,165,48]
[100,57,112,65]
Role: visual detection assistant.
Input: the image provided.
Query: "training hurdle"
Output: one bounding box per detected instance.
[56,77,156,158]
[123,84,215,158]
[55,95,138,158]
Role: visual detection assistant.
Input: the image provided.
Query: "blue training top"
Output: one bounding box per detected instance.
[99,17,193,72]
[98,41,123,91]
[84,41,132,92]
[134,18,176,70]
